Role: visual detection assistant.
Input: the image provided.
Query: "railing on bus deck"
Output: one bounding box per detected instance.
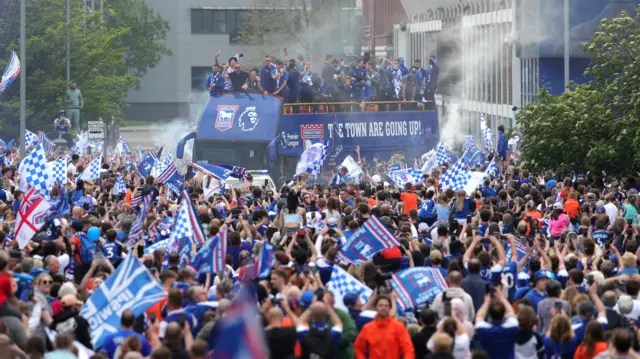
[282,100,435,114]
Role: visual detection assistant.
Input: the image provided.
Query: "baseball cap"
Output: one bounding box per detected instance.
[596,205,606,213]
[553,202,563,210]
[578,301,595,318]
[342,291,362,308]
[545,179,557,190]
[58,110,65,114]
[533,270,550,282]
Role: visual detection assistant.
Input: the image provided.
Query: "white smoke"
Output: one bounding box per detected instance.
[146,92,209,167]
[440,102,464,150]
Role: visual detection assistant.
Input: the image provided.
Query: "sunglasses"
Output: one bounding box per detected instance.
[40,280,52,285]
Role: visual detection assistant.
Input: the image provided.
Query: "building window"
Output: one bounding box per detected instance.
[192,67,211,91]
[191,9,248,38]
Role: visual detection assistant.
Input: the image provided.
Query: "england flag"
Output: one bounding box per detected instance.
[15,188,51,249]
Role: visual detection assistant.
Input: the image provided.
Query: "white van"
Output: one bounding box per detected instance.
[224,170,277,190]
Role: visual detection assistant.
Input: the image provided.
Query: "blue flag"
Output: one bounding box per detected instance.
[190,225,227,273]
[80,253,167,349]
[210,300,268,358]
[179,236,194,269]
[157,162,184,195]
[214,164,247,179]
[256,241,275,278]
[391,267,448,311]
[137,153,157,178]
[337,215,401,265]
[192,162,233,181]
[267,136,278,162]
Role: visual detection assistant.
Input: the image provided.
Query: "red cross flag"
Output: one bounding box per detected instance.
[15,188,51,249]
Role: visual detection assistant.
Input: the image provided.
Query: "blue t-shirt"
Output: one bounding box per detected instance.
[99,330,151,359]
[542,336,580,359]
[159,309,198,339]
[592,230,609,247]
[523,289,547,314]
[418,199,436,219]
[453,198,471,220]
[296,323,342,358]
[475,317,519,359]
[102,241,123,264]
[502,262,518,301]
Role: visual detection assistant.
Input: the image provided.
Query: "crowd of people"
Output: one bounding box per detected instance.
[2,134,640,359]
[206,51,439,110]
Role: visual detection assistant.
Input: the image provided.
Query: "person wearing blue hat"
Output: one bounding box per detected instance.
[342,290,376,332]
[523,270,549,313]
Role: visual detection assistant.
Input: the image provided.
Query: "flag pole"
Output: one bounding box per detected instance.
[19,0,26,158]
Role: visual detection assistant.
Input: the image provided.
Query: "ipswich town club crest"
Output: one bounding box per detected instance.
[215,105,239,132]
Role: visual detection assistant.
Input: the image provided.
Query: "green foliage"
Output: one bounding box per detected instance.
[516,9,640,177]
[0,0,170,133]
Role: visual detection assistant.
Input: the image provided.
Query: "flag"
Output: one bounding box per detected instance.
[464,135,475,151]
[178,236,194,269]
[214,164,246,180]
[391,267,448,311]
[78,155,102,181]
[113,176,126,195]
[137,153,157,178]
[341,155,363,178]
[387,163,408,172]
[117,136,130,155]
[190,225,227,273]
[435,142,449,166]
[0,138,6,166]
[15,188,51,249]
[80,252,166,348]
[211,300,268,359]
[0,51,20,94]
[484,158,499,178]
[163,152,173,167]
[337,216,401,265]
[151,157,167,178]
[267,136,278,162]
[24,130,39,148]
[326,265,373,311]
[126,194,152,248]
[295,141,328,176]
[155,146,163,160]
[47,157,67,185]
[421,149,438,174]
[439,158,472,191]
[167,189,206,252]
[136,145,143,159]
[256,240,275,278]
[480,114,494,153]
[157,162,184,195]
[386,168,423,188]
[192,162,233,181]
[38,131,56,154]
[506,241,528,261]
[18,143,53,194]
[46,184,70,220]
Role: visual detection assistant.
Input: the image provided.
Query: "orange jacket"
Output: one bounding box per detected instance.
[564,198,580,219]
[354,315,414,359]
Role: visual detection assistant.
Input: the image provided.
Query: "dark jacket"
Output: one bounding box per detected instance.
[412,325,437,359]
[51,308,93,349]
[498,131,508,156]
[461,273,486,311]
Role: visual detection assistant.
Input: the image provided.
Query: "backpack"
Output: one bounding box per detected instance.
[300,328,335,359]
[77,232,95,264]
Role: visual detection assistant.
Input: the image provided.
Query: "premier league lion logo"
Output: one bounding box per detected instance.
[238,106,259,131]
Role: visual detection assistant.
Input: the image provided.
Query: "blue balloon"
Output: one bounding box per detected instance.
[87,227,101,242]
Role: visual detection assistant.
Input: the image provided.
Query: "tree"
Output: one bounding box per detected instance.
[516,9,640,176]
[0,0,170,136]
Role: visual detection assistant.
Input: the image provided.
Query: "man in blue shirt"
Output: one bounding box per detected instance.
[260,56,276,94]
[98,309,152,359]
[351,58,366,82]
[293,300,343,359]
[205,64,224,96]
[351,78,371,104]
[159,288,198,339]
[475,288,519,359]
[272,59,289,98]
[497,124,508,173]
[523,270,550,313]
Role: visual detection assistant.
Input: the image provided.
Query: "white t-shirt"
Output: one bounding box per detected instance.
[68,162,77,175]
[604,203,619,226]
